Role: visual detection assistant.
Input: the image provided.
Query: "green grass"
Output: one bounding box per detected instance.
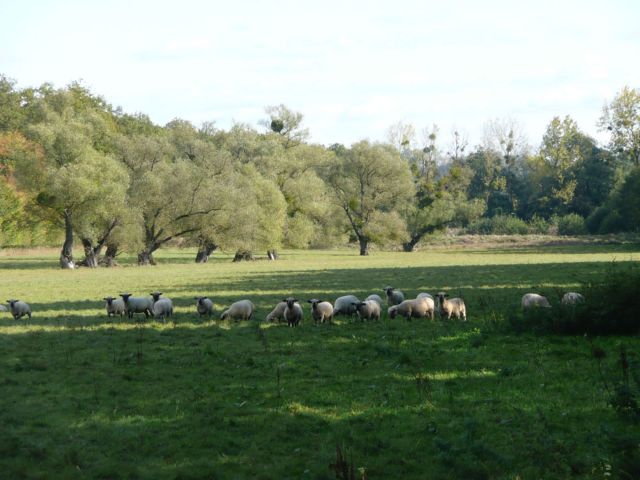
[1,245,640,479]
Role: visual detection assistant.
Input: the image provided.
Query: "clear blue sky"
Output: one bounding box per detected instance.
[1,0,638,149]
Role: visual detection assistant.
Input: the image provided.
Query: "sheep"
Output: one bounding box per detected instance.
[435,292,467,321]
[387,297,435,320]
[150,292,173,321]
[283,297,303,327]
[521,293,551,309]
[332,295,360,317]
[103,296,126,317]
[194,296,214,317]
[0,304,7,312]
[416,292,434,301]
[307,299,333,324]
[119,293,153,319]
[364,294,383,306]
[383,286,404,307]
[6,299,31,320]
[561,292,585,306]
[221,300,254,321]
[353,300,381,321]
[265,301,287,322]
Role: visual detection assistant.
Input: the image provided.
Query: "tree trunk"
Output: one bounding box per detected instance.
[137,249,156,266]
[233,250,255,262]
[267,249,278,260]
[195,240,217,263]
[60,209,75,269]
[104,243,119,267]
[402,235,421,252]
[81,238,100,267]
[358,237,369,256]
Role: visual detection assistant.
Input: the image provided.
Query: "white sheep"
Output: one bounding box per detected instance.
[283,297,303,327]
[307,299,333,324]
[332,295,360,317]
[194,296,214,317]
[364,294,383,306]
[383,286,404,307]
[387,297,434,320]
[265,301,287,322]
[119,293,153,319]
[353,300,381,321]
[416,292,434,301]
[6,299,31,320]
[150,292,173,321]
[0,304,7,312]
[435,292,467,321]
[521,293,551,309]
[221,300,255,321]
[561,292,585,306]
[103,296,126,317]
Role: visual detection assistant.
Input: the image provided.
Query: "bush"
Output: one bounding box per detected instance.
[508,265,640,335]
[528,215,550,234]
[466,215,530,235]
[555,214,587,235]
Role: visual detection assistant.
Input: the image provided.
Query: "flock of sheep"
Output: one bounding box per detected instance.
[0,288,584,323]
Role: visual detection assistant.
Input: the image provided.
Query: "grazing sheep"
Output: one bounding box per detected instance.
[435,292,467,321]
[307,299,333,324]
[265,301,287,322]
[194,296,214,317]
[416,292,434,301]
[119,293,153,319]
[283,297,303,327]
[561,292,585,306]
[221,300,255,321]
[332,295,360,317]
[364,294,383,306]
[383,286,404,307]
[387,297,434,320]
[353,300,381,321]
[150,292,173,321]
[103,296,126,317]
[6,299,31,320]
[521,293,551,309]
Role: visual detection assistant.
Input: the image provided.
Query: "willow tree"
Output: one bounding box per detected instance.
[327,141,414,255]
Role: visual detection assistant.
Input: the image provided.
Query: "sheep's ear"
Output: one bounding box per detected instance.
[307,299,313,303]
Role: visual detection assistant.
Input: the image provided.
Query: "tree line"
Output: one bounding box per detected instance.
[1,75,639,266]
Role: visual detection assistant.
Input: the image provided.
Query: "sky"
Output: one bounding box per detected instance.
[1,0,638,149]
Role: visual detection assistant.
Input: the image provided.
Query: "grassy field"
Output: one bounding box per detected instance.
[1,244,639,479]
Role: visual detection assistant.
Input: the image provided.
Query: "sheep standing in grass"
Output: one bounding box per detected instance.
[119,293,153,319]
[332,295,360,317]
[221,300,254,321]
[365,294,383,306]
[388,297,434,320]
[435,292,467,321]
[561,292,584,306]
[265,301,287,322]
[521,293,551,309]
[353,300,381,321]
[307,299,333,324]
[194,297,214,317]
[104,296,126,317]
[283,297,303,327]
[6,300,31,320]
[383,286,404,307]
[150,292,173,321]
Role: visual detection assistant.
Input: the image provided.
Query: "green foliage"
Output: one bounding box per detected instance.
[599,85,640,166]
[466,214,530,235]
[554,213,587,236]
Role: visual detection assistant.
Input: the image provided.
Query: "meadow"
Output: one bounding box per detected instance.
[1,243,639,479]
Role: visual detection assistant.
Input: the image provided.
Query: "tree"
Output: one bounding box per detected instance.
[482,117,529,167]
[327,141,414,255]
[599,86,640,167]
[261,104,309,148]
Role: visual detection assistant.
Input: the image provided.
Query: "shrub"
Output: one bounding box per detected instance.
[466,215,530,235]
[528,215,550,234]
[509,264,640,335]
[554,214,587,235]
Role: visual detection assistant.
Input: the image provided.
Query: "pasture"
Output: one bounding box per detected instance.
[1,244,639,479]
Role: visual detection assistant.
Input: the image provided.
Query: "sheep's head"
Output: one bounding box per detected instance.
[150,292,163,301]
[194,296,208,306]
[307,299,320,310]
[119,293,132,302]
[436,292,447,303]
[388,306,397,319]
[284,297,298,309]
[383,286,395,295]
[103,296,115,306]
[7,299,18,308]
